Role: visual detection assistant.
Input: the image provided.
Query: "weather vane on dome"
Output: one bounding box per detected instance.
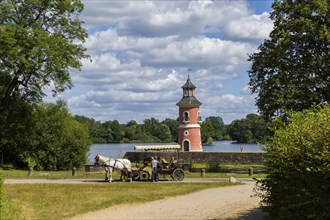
[188,68,192,77]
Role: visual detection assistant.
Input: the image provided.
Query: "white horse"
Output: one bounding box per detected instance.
[94,154,132,182]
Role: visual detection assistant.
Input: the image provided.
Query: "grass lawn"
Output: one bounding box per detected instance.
[2,182,238,219]
[1,164,264,219]
[1,162,266,180]
[0,167,265,180]
[1,167,102,180]
[185,172,266,179]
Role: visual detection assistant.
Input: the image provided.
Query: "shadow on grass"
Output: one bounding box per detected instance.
[82,179,107,183]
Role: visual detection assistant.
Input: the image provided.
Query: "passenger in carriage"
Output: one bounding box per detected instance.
[156,156,168,169]
[169,157,177,168]
[159,157,168,169]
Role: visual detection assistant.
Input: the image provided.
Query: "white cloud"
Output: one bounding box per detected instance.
[224,12,273,42]
[240,85,252,95]
[202,94,257,123]
[84,27,256,69]
[50,0,274,124]
[81,1,156,28]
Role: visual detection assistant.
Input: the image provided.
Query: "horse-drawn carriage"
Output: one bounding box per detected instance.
[132,145,185,181]
[95,145,185,182]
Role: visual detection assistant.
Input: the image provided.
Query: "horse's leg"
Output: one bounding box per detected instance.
[109,169,112,182]
[104,168,109,182]
[120,171,123,181]
[125,170,132,182]
[120,169,126,181]
[128,171,133,182]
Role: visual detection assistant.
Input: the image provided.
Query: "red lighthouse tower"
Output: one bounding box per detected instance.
[176,74,203,152]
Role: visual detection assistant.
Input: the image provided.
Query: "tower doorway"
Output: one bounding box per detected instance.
[183,140,190,152]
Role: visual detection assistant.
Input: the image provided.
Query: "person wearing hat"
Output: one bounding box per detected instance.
[151,156,158,182]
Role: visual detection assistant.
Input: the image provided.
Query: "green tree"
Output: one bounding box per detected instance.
[204,116,225,140]
[1,101,91,170]
[0,99,36,166]
[142,118,172,142]
[228,114,269,143]
[154,124,172,142]
[103,120,125,143]
[228,119,252,143]
[74,115,106,143]
[246,113,270,143]
[0,0,89,111]
[200,120,215,144]
[132,125,150,142]
[0,172,2,217]
[102,121,114,143]
[248,0,330,120]
[123,120,150,142]
[124,120,138,141]
[31,101,91,170]
[142,118,160,142]
[257,105,330,219]
[161,118,179,142]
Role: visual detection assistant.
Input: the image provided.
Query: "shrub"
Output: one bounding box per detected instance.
[207,163,220,172]
[0,171,3,216]
[257,105,330,219]
[0,172,2,217]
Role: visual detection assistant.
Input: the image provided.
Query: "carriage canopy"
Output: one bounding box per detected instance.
[134,145,180,151]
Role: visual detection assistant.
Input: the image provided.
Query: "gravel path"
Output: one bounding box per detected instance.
[71,181,268,220]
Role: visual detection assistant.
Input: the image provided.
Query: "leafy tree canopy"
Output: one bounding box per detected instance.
[200,120,215,144]
[1,101,91,170]
[248,0,330,120]
[75,114,270,144]
[228,114,269,143]
[258,104,330,219]
[205,116,226,140]
[0,0,89,110]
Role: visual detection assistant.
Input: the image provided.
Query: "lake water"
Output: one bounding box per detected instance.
[88,140,264,162]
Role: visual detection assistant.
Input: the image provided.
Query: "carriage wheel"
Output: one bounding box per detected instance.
[172,168,185,181]
[132,171,140,181]
[139,170,150,181]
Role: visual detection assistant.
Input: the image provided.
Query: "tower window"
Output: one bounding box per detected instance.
[183,89,195,97]
[183,111,189,122]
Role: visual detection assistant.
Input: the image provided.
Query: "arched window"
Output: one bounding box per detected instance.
[183,111,189,122]
[198,112,202,122]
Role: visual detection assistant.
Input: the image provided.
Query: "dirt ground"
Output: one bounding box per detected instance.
[71,181,268,220]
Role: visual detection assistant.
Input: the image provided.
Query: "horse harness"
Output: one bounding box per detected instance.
[105,158,128,173]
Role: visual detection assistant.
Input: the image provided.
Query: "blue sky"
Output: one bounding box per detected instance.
[49,0,274,124]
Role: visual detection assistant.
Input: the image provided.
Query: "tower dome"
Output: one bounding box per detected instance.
[176,75,202,107]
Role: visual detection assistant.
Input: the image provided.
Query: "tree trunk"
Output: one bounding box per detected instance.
[0,76,20,110]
